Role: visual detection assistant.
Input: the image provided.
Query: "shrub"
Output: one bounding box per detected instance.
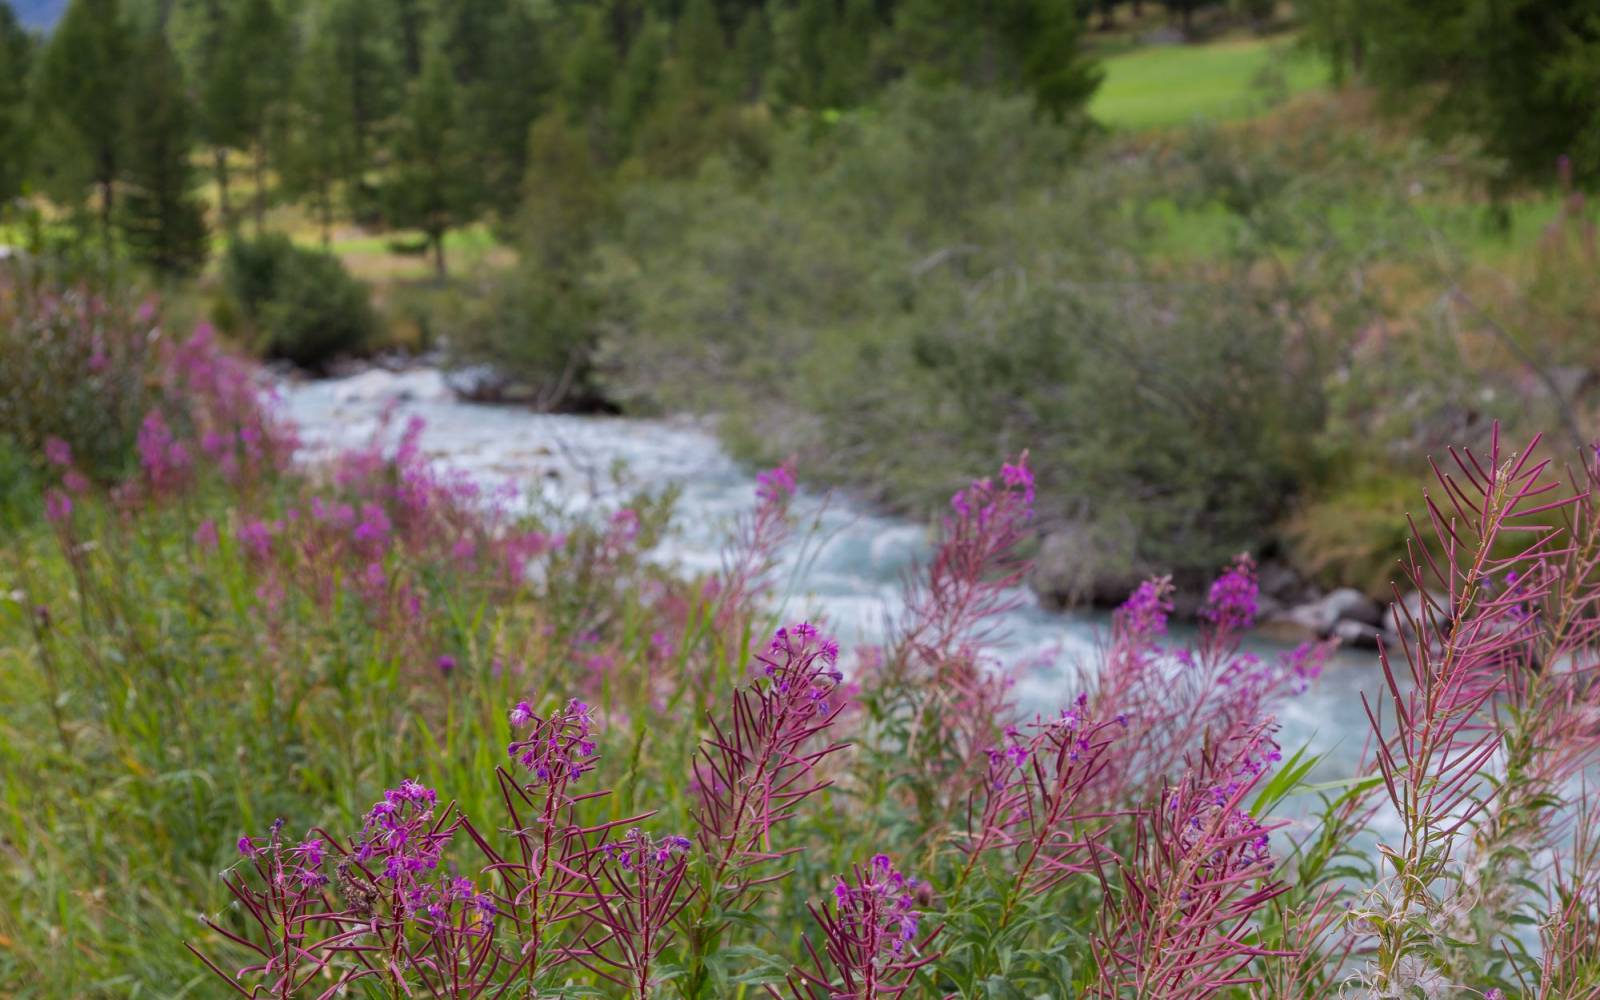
[0,260,158,483]
[220,234,376,370]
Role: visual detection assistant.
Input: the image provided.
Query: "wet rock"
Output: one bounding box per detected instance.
[1332,618,1392,649]
[1321,587,1382,626]
[1258,559,1315,605]
[445,364,543,404]
[331,367,452,405]
[1263,587,1382,641]
[1029,523,1146,610]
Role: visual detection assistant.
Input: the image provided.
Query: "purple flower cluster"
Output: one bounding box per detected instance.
[755,460,798,507]
[507,698,599,790]
[982,725,1031,791]
[355,779,452,883]
[949,452,1035,526]
[602,828,693,875]
[831,854,923,965]
[237,819,329,890]
[1116,577,1175,644]
[137,410,191,493]
[761,622,843,694]
[1200,553,1259,633]
[404,873,497,931]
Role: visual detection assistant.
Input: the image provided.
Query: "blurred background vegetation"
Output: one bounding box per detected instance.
[3,0,1599,601]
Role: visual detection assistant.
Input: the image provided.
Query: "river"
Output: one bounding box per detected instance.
[280,367,1385,784]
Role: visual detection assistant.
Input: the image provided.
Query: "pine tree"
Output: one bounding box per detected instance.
[386,39,481,277]
[1297,0,1600,190]
[0,0,33,208]
[119,25,210,276]
[725,5,771,102]
[280,16,354,245]
[674,0,726,92]
[473,0,552,219]
[613,15,667,143]
[35,0,130,248]
[327,0,400,209]
[220,0,291,233]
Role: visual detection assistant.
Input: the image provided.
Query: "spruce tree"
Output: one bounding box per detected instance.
[386,39,481,277]
[1297,0,1600,190]
[182,0,239,232]
[674,0,726,92]
[220,0,290,232]
[473,0,552,219]
[280,18,354,245]
[119,25,210,276]
[35,0,130,248]
[613,15,667,144]
[327,0,400,209]
[0,0,33,209]
[726,5,772,103]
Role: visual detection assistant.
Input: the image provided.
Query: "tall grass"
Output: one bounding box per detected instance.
[4,272,1600,997]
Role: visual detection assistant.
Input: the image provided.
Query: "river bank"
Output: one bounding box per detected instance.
[281,361,1390,777]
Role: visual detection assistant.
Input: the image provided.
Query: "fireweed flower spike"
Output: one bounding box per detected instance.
[681,622,851,995]
[485,696,650,986]
[187,821,366,998]
[1355,427,1580,994]
[777,854,940,1000]
[567,828,697,999]
[713,458,800,637]
[865,455,1037,839]
[1089,721,1293,997]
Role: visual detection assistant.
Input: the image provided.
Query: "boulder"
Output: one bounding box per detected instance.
[1258,559,1316,606]
[1263,601,1338,641]
[1332,618,1391,649]
[1262,587,1382,641]
[1028,522,1146,611]
[331,367,452,406]
[1321,587,1382,626]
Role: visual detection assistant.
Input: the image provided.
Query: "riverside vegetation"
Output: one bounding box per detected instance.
[5,266,1600,997]
[4,0,1600,607]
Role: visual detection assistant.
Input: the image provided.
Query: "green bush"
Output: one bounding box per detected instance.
[220,235,376,370]
[589,82,1373,588]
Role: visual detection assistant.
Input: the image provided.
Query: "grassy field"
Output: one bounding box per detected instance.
[1092,36,1330,129]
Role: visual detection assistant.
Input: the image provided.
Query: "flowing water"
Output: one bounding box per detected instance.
[280,367,1385,783]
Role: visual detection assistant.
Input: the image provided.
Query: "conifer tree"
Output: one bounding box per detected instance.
[726,4,771,102]
[386,39,481,277]
[218,0,290,232]
[674,0,726,92]
[474,0,552,219]
[0,0,33,208]
[119,25,210,276]
[280,18,354,245]
[613,15,667,143]
[327,0,400,208]
[35,0,130,247]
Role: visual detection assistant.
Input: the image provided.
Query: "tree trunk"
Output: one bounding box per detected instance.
[214,148,232,232]
[432,229,447,279]
[98,165,114,252]
[252,143,266,235]
[319,184,332,248]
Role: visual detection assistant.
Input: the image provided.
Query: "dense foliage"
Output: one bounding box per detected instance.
[6,269,1600,998]
[221,234,377,369]
[1296,0,1600,191]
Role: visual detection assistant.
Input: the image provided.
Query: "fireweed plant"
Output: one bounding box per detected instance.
[6,282,1600,996]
